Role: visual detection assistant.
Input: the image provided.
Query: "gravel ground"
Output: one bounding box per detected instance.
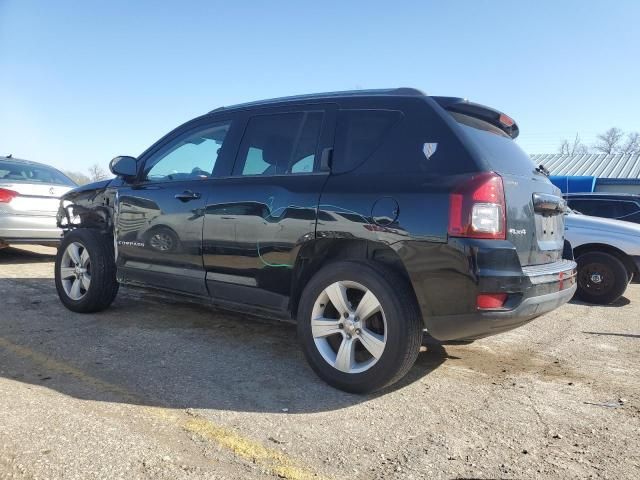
[1,244,639,480]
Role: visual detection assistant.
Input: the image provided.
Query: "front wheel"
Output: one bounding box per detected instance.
[575,251,628,305]
[297,261,423,393]
[55,229,119,313]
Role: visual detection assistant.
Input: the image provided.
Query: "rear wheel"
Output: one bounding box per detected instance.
[576,251,628,305]
[297,261,423,393]
[55,229,119,313]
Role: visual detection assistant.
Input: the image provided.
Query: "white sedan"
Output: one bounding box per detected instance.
[0,155,76,248]
[565,212,640,304]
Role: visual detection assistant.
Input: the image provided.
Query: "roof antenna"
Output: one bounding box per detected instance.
[6,154,11,158]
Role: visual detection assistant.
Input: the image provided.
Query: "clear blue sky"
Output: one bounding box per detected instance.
[1,0,639,173]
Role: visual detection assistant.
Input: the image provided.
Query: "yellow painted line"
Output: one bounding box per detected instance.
[0,336,327,480]
[0,336,140,402]
[182,416,323,480]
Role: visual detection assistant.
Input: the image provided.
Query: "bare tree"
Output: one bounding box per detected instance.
[63,170,91,185]
[621,132,640,155]
[87,163,108,182]
[593,127,624,154]
[559,133,588,155]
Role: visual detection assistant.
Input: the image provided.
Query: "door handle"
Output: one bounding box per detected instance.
[175,190,201,202]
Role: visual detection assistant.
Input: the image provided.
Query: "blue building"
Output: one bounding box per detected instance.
[531,153,640,194]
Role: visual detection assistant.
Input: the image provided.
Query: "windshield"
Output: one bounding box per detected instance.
[450,112,539,177]
[0,161,76,186]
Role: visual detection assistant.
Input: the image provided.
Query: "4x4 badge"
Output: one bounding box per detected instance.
[422,142,438,159]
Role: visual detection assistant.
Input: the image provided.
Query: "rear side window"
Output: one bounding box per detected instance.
[0,160,76,186]
[332,110,403,173]
[451,112,537,177]
[233,111,324,176]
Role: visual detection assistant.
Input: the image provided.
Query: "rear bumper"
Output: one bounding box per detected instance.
[0,214,62,242]
[398,239,577,341]
[425,281,576,341]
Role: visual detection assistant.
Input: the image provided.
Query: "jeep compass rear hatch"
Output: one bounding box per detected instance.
[440,99,565,267]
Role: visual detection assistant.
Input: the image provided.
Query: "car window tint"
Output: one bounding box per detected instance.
[332,110,403,173]
[613,201,640,217]
[0,161,76,186]
[451,112,537,178]
[234,112,323,176]
[567,199,640,219]
[567,200,599,216]
[145,122,230,182]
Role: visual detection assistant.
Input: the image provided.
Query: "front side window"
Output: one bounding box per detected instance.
[145,122,231,182]
[233,111,324,176]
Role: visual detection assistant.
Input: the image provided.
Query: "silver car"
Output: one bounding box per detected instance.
[565,211,640,305]
[0,156,76,247]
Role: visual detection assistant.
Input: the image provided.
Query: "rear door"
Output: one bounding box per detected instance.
[114,118,234,295]
[201,104,335,310]
[452,113,566,266]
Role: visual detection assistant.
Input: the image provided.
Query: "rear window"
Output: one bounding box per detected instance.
[0,160,76,186]
[451,112,537,177]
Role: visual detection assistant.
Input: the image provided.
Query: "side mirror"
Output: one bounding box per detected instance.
[109,156,138,179]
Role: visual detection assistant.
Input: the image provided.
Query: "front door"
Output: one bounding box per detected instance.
[201,105,335,310]
[115,119,234,295]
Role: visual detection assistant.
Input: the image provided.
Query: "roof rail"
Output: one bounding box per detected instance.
[208,87,426,113]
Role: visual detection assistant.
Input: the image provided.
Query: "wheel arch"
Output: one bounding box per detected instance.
[288,238,418,318]
[573,243,637,281]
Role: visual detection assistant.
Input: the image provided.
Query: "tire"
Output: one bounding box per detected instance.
[297,260,423,393]
[575,251,628,305]
[55,229,119,313]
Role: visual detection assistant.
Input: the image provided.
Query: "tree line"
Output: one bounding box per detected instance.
[63,163,109,185]
[559,128,640,156]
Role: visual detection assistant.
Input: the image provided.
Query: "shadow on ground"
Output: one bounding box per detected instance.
[0,276,452,414]
[570,296,631,308]
[582,331,640,339]
[0,246,56,264]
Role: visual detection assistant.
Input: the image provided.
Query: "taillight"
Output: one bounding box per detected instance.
[0,188,18,203]
[448,172,506,240]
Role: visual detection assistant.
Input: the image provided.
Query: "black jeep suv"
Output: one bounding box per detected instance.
[55,88,576,393]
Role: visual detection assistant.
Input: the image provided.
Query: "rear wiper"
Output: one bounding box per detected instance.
[535,164,550,177]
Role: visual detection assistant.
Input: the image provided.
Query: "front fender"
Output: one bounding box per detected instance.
[565,225,640,256]
[57,180,116,234]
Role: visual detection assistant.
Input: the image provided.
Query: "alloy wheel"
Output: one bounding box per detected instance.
[311,281,387,374]
[59,242,91,300]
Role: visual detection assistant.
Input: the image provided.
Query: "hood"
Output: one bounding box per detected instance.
[565,213,640,238]
[62,179,113,200]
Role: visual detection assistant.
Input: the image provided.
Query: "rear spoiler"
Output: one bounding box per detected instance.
[432,96,520,139]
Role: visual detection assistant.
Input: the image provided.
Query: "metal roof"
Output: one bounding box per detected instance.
[531,153,640,179]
